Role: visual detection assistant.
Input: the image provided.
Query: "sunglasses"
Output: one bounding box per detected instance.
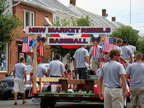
[116,55,121,57]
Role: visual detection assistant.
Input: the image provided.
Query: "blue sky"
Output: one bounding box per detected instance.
[58,0,144,34]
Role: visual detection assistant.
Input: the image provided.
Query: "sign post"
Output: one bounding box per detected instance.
[32,35,38,93]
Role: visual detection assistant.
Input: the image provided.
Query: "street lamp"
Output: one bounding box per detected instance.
[130,0,131,25]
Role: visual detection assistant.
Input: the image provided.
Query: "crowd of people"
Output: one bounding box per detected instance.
[12,37,144,108]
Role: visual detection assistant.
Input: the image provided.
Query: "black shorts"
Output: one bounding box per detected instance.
[76,68,88,79]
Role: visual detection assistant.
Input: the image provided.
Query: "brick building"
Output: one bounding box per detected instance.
[0,0,54,79]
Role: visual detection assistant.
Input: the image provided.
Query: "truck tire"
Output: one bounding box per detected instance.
[40,97,55,108]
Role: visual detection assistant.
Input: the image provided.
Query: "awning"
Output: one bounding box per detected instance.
[45,17,52,26]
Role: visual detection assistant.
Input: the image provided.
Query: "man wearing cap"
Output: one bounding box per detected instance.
[37,57,48,77]
[121,40,133,67]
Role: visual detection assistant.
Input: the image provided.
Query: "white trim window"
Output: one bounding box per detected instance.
[0,43,8,72]
[24,9,35,29]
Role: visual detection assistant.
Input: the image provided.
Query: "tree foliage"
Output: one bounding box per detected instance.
[110,26,139,46]
[50,16,91,61]
[0,0,21,44]
[136,38,144,54]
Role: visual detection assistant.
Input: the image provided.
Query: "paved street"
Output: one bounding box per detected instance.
[0,99,131,108]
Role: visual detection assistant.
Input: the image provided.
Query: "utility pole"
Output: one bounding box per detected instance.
[130,0,131,25]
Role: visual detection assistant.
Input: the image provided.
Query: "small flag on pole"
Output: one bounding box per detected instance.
[93,40,97,56]
[103,37,114,53]
[22,37,33,52]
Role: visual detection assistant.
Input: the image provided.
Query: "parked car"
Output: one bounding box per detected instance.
[0,65,33,100]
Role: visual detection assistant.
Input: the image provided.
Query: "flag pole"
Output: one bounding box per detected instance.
[33,35,38,93]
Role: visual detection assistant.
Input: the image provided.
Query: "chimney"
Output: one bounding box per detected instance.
[70,0,76,6]
[102,9,107,17]
[112,17,116,22]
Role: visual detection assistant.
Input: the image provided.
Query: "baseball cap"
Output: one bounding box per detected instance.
[37,57,42,62]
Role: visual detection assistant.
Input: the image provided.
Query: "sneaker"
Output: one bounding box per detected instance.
[22,100,27,104]
[14,102,17,105]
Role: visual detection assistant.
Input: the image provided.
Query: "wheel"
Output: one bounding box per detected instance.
[40,97,55,108]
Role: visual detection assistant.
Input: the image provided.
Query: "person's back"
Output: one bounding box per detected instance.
[121,46,131,59]
[74,47,89,68]
[48,53,65,77]
[126,53,144,108]
[49,60,65,77]
[127,45,136,57]
[126,62,144,89]
[37,64,47,77]
[14,63,27,80]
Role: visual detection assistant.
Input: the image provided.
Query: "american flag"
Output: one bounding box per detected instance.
[22,37,33,52]
[103,37,114,53]
[93,40,97,56]
[38,40,44,56]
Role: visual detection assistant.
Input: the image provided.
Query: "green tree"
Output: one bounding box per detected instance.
[136,38,144,54]
[0,0,20,45]
[51,16,91,61]
[110,26,139,46]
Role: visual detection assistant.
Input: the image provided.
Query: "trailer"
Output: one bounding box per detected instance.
[34,77,104,108]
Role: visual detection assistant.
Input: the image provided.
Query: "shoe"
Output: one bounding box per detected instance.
[22,100,27,104]
[14,102,17,105]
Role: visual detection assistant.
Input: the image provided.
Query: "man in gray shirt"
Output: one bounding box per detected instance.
[99,49,128,108]
[126,53,144,108]
[37,57,48,77]
[121,40,133,66]
[48,53,65,77]
[73,45,90,79]
[13,57,27,105]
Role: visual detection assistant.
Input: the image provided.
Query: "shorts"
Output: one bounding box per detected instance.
[104,87,124,108]
[130,88,144,106]
[13,79,25,93]
[92,59,100,72]
[76,68,88,79]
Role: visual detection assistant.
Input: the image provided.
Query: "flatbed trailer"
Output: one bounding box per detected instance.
[34,77,103,108]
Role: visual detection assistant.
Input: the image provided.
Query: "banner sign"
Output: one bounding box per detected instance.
[26,26,112,34]
[47,37,90,45]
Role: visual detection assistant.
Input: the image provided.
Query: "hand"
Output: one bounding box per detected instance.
[123,89,128,97]
[99,92,104,100]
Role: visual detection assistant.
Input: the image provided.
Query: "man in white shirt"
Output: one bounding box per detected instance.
[48,53,65,77]
[73,45,90,79]
[13,57,27,105]
[127,40,136,61]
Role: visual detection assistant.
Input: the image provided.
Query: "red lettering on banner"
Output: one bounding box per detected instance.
[83,39,87,43]
[39,28,46,32]
[48,28,54,32]
[49,39,54,43]
[29,27,45,33]
[81,28,86,33]
[105,28,111,32]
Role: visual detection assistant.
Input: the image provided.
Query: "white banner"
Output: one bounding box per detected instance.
[47,37,90,45]
[26,26,112,34]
